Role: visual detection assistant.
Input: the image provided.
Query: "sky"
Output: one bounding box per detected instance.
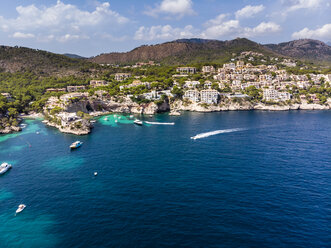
[0,0,330,57]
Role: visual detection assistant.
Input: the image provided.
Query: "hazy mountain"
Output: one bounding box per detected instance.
[63,53,86,59]
[265,39,331,62]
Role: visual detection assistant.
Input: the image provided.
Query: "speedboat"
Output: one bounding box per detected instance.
[0,162,12,175]
[129,115,134,118]
[134,119,143,126]
[104,117,108,121]
[70,141,83,149]
[15,204,26,214]
[115,119,118,123]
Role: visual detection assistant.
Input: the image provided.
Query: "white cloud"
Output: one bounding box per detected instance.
[134,25,195,41]
[144,0,194,18]
[235,5,265,19]
[204,14,228,27]
[0,1,129,42]
[57,34,89,43]
[245,22,282,36]
[292,23,331,40]
[201,20,240,39]
[282,0,324,13]
[201,13,281,39]
[12,32,35,39]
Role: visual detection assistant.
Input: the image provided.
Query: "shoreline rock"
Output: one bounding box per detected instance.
[0,126,22,134]
[171,99,330,112]
[43,119,91,135]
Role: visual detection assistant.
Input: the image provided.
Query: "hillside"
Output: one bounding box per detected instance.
[90,38,331,65]
[265,39,331,62]
[89,38,278,65]
[0,46,94,75]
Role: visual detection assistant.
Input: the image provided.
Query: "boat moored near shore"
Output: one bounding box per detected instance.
[70,141,83,149]
[134,119,143,126]
[0,162,12,175]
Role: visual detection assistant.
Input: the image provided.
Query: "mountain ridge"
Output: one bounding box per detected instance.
[89,38,331,65]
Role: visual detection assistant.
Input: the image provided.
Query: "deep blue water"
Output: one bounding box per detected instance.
[0,111,330,248]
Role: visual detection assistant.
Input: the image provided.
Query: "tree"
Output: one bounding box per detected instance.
[8,108,18,118]
[171,86,184,98]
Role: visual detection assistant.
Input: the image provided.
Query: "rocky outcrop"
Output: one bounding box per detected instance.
[0,126,21,134]
[171,99,330,112]
[43,118,91,135]
[171,99,255,112]
[58,96,170,115]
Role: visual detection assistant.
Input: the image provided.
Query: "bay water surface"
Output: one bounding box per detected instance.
[0,111,330,247]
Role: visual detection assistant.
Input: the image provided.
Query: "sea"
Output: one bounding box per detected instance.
[0,111,330,248]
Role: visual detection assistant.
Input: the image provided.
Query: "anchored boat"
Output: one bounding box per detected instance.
[134,119,143,126]
[70,141,83,149]
[0,162,12,175]
[15,204,26,214]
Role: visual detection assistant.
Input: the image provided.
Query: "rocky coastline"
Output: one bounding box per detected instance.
[170,99,331,112]
[1,95,330,136]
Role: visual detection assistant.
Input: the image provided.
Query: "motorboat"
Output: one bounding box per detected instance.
[0,162,12,175]
[104,117,108,121]
[134,119,143,126]
[94,172,98,176]
[70,141,83,149]
[16,204,26,214]
[129,115,134,118]
[115,120,118,123]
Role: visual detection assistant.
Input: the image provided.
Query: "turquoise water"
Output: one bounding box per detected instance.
[0,112,330,247]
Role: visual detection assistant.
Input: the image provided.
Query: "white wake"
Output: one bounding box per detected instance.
[191,128,246,140]
[145,121,175,125]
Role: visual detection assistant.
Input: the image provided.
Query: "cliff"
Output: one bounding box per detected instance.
[171,99,330,112]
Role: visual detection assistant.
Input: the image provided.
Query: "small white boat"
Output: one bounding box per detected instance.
[16,204,26,214]
[115,120,118,123]
[0,162,12,175]
[94,172,98,176]
[36,131,40,134]
[104,117,108,121]
[129,115,134,118]
[134,119,143,126]
[90,120,96,123]
[70,141,83,149]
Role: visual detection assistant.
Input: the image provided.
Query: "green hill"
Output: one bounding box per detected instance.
[0,45,94,76]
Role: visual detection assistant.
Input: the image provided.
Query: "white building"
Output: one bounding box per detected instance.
[202,66,215,73]
[263,89,291,102]
[66,86,86,92]
[223,63,236,70]
[114,73,131,81]
[90,80,109,88]
[184,81,200,88]
[176,67,196,75]
[184,90,200,102]
[200,89,219,104]
[204,81,212,88]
